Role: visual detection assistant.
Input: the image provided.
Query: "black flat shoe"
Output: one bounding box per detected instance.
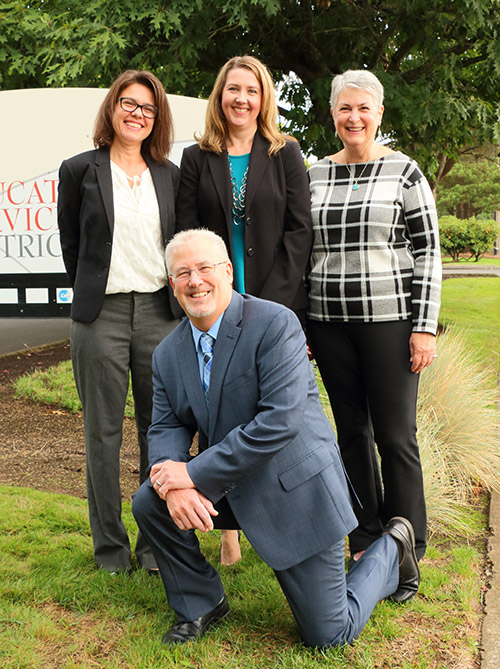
[382,516,420,604]
[161,596,230,645]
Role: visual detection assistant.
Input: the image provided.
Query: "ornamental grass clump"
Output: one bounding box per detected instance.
[418,328,500,534]
[417,405,472,536]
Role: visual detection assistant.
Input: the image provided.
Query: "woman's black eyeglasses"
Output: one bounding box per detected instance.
[119,97,158,119]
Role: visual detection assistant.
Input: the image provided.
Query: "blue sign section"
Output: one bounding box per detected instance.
[57,288,71,303]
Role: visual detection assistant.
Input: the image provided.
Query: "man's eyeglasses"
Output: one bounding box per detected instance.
[169,262,227,282]
[119,97,158,119]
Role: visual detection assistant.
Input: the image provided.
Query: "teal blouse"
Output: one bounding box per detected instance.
[228,153,250,294]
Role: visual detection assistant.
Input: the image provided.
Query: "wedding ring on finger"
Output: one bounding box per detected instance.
[432,354,438,358]
[155,480,162,488]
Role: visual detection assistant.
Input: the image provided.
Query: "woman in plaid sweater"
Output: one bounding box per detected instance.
[306,70,441,594]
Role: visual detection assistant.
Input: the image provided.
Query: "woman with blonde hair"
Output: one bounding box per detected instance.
[176,55,312,565]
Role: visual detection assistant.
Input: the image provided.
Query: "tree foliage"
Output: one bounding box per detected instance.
[1,0,500,184]
[436,158,500,218]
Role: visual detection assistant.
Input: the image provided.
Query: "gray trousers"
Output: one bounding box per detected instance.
[132,482,399,647]
[71,290,178,571]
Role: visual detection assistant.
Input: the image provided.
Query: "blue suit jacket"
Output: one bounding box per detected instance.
[148,292,357,570]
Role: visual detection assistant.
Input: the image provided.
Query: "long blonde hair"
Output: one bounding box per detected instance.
[197,55,291,157]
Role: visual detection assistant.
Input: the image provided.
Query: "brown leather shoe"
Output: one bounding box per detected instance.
[161,596,230,645]
[383,517,420,604]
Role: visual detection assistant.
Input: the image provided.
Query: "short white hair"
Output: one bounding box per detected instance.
[330,69,384,111]
[165,228,230,274]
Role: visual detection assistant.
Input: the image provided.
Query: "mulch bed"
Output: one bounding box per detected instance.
[0,340,140,501]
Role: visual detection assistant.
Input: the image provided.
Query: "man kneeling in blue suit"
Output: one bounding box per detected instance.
[132,228,420,648]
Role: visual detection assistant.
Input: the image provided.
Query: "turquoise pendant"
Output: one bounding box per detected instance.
[352,183,359,191]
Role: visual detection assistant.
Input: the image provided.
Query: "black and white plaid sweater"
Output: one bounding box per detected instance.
[307,152,441,334]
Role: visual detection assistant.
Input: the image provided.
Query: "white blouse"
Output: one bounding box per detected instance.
[106,161,168,294]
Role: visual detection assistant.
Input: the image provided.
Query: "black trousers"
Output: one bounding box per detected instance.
[307,319,427,559]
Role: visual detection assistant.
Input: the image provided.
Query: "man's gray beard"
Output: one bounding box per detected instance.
[185,303,216,320]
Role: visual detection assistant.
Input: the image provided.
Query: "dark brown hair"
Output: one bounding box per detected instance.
[93,70,173,163]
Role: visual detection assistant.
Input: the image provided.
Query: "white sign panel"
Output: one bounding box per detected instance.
[1,172,62,274]
[0,87,207,316]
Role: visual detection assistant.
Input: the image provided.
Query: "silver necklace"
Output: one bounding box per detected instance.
[344,161,369,191]
[229,159,249,225]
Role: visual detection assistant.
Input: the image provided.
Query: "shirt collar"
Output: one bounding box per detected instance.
[190,312,224,350]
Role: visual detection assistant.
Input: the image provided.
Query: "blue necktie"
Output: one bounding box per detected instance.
[200,332,215,403]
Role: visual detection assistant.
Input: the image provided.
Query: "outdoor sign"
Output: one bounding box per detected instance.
[0,88,207,317]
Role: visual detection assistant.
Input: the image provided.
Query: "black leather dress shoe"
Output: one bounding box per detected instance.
[382,517,420,604]
[161,596,230,645]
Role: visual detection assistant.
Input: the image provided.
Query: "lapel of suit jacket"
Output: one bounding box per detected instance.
[94,147,114,236]
[146,155,175,246]
[208,292,243,444]
[174,320,209,433]
[206,150,232,237]
[245,132,271,214]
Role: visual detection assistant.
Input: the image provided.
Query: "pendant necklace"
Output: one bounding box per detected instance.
[111,158,143,190]
[345,160,370,191]
[229,159,249,225]
[126,173,142,188]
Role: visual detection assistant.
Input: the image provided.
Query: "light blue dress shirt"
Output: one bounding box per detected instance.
[189,313,224,383]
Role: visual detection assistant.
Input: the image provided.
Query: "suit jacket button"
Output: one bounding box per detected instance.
[246,217,251,225]
[247,248,254,256]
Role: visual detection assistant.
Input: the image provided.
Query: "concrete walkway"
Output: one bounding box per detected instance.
[0,318,70,356]
[482,492,500,667]
[442,263,500,277]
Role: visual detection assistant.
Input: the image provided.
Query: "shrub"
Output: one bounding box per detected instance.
[468,218,498,261]
[439,215,499,262]
[438,216,470,261]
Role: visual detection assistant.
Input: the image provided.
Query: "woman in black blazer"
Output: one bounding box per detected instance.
[58,70,181,574]
[176,55,312,564]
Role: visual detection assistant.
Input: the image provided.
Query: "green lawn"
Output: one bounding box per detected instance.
[0,485,485,668]
[440,277,500,369]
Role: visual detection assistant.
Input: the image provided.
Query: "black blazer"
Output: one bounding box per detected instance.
[176,132,312,313]
[58,147,181,323]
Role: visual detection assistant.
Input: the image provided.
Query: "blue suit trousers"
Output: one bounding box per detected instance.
[132,482,399,647]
